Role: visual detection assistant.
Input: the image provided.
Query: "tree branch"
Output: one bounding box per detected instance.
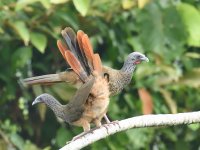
[60,111,200,150]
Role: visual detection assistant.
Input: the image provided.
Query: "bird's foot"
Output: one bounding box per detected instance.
[110,120,119,125]
[66,128,98,144]
[72,132,87,141]
[66,132,87,144]
[103,120,120,133]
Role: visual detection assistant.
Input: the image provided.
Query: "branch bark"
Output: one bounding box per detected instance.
[60,111,200,150]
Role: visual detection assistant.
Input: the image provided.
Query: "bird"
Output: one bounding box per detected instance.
[23,27,149,97]
[32,31,111,139]
[32,77,95,132]
[24,27,149,123]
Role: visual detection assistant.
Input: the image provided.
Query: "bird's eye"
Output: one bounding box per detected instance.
[137,55,141,59]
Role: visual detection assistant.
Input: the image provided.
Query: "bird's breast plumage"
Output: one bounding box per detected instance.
[103,67,132,96]
[78,74,110,125]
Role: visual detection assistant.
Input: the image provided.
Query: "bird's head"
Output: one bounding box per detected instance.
[32,93,50,105]
[126,52,149,65]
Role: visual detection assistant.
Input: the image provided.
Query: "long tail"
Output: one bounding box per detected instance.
[57,27,102,82]
[23,74,63,85]
[22,71,78,86]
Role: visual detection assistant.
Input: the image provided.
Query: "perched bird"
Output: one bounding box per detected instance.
[32,78,95,131]
[25,27,149,123]
[23,27,149,97]
[32,30,111,135]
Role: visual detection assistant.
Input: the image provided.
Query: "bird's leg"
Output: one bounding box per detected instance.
[94,119,102,128]
[103,114,111,124]
[103,114,119,125]
[74,118,102,138]
[68,119,103,144]
[69,121,90,143]
[94,117,112,133]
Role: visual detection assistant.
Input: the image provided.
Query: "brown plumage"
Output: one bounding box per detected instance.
[33,75,109,132]
[32,28,110,132]
[23,27,149,97]
[24,27,149,128]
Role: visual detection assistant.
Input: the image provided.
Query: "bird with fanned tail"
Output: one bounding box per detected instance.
[24,27,149,123]
[32,30,111,140]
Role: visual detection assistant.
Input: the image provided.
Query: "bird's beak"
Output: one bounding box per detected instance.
[32,96,41,106]
[141,56,149,62]
[32,100,37,106]
[32,101,36,106]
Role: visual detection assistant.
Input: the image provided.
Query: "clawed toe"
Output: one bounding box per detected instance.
[66,131,87,144]
[66,128,99,144]
[103,120,120,131]
[110,120,119,125]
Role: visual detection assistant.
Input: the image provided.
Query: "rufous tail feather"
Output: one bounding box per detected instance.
[92,54,102,74]
[81,34,94,64]
[64,50,87,81]
[57,40,67,59]
[77,30,84,51]
[61,28,77,56]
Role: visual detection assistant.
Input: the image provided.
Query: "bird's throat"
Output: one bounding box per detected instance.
[121,62,136,74]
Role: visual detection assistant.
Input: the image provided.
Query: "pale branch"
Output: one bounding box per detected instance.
[60,111,200,150]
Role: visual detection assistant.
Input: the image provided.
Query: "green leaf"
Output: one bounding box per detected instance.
[10,133,24,150]
[161,128,177,142]
[122,0,136,10]
[16,0,50,10]
[185,52,200,59]
[137,2,186,60]
[159,89,177,114]
[56,127,72,146]
[11,47,32,68]
[137,2,165,53]
[126,128,153,149]
[50,0,69,4]
[30,32,47,53]
[178,68,200,88]
[16,0,38,11]
[40,0,51,9]
[0,27,4,33]
[24,140,39,150]
[177,3,200,47]
[13,21,30,45]
[188,124,200,131]
[73,0,90,16]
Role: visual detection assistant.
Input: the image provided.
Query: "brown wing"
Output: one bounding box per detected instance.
[64,77,95,122]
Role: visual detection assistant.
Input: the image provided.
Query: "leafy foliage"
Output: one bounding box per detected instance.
[0,0,200,149]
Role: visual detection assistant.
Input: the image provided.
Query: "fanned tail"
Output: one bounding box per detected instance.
[60,27,91,75]
[77,31,103,75]
[57,27,103,81]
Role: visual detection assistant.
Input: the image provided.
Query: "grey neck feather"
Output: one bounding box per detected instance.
[42,95,65,119]
[121,62,136,74]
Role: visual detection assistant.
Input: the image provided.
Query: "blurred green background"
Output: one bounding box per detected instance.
[0,0,200,149]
